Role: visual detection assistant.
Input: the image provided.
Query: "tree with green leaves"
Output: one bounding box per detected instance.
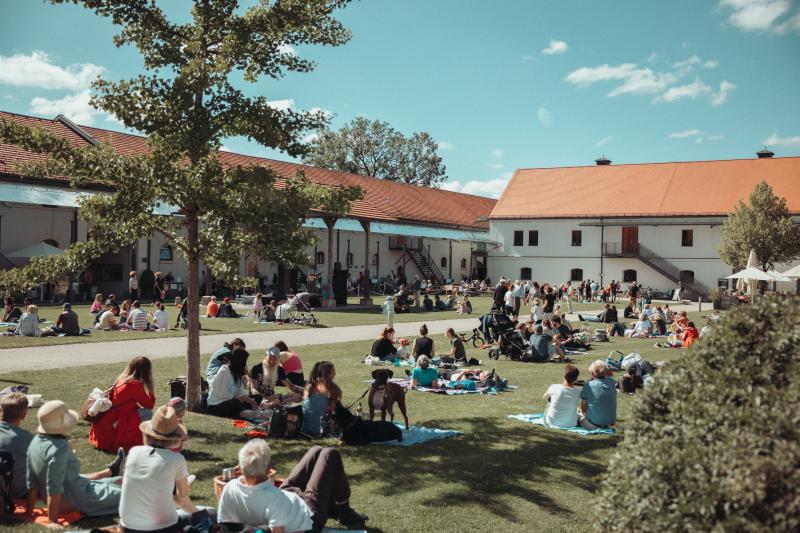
[718,180,800,271]
[0,0,362,410]
[303,116,448,186]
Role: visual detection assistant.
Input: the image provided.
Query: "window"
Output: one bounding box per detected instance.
[440,257,447,268]
[159,244,173,261]
[346,252,354,267]
[41,238,59,248]
[571,230,582,247]
[513,230,523,246]
[528,230,538,246]
[680,270,694,284]
[570,268,583,282]
[681,229,694,247]
[460,258,467,269]
[623,269,637,282]
[316,251,325,265]
[371,253,378,267]
[520,267,532,280]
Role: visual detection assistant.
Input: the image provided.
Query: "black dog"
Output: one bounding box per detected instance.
[332,401,402,445]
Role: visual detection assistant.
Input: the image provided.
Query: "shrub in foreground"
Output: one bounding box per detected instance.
[596,295,800,532]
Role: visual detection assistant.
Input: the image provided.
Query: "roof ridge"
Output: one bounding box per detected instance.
[515,156,800,171]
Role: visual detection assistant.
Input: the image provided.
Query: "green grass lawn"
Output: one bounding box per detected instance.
[0,313,710,532]
[0,295,606,349]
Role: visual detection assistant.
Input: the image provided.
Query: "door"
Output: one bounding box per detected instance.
[622,227,638,255]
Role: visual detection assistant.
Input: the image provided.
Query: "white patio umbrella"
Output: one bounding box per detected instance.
[767,270,792,283]
[726,266,775,281]
[6,242,64,259]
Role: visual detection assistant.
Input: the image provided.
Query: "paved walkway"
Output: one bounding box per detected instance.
[0,301,703,373]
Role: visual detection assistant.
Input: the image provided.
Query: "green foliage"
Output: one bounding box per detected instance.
[718,180,800,271]
[596,295,800,532]
[303,116,448,186]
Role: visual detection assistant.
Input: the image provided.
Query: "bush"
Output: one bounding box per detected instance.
[139,269,155,299]
[596,295,800,532]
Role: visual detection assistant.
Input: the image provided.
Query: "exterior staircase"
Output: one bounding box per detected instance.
[406,248,444,284]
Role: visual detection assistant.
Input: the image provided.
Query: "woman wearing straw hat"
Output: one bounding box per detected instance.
[119,404,204,532]
[25,400,124,523]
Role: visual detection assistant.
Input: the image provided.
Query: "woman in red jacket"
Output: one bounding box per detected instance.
[89,356,156,453]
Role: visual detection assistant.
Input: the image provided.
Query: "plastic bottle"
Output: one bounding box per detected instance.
[356,402,363,419]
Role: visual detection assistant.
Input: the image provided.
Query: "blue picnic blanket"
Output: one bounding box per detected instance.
[508,413,615,436]
[373,424,462,447]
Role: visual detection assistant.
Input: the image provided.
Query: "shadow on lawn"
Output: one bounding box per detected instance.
[345,416,616,523]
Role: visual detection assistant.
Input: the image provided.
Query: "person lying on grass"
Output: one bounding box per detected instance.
[218,439,367,533]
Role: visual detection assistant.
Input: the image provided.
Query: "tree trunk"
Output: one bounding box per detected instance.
[186,212,202,411]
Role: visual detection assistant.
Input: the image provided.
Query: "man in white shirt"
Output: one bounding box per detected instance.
[95,305,120,330]
[219,439,367,533]
[127,300,149,331]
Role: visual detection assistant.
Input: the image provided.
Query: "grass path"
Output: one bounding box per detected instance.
[0,313,708,532]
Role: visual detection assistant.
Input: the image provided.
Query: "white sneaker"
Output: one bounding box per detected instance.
[187,474,196,486]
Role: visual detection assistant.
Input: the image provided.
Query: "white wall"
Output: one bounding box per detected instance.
[0,205,75,255]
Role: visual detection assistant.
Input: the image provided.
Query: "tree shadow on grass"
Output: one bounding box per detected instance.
[0,377,32,385]
[343,416,617,523]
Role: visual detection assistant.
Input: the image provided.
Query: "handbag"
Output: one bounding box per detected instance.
[81,384,115,423]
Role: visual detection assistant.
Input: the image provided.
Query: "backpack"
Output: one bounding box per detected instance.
[593,329,609,342]
[268,404,303,439]
[0,451,14,518]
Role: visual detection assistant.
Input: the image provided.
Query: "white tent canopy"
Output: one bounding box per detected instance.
[6,242,64,259]
[726,266,776,281]
[781,264,800,279]
[767,270,792,283]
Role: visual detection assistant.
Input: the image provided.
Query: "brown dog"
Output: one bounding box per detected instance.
[369,368,409,429]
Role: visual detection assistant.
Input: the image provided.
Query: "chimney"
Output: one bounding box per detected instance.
[756,147,774,159]
[594,155,611,166]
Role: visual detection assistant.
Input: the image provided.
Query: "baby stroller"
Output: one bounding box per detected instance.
[478,312,514,344]
[276,292,319,327]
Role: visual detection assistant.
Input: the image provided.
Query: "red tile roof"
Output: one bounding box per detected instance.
[0,112,495,230]
[491,158,800,219]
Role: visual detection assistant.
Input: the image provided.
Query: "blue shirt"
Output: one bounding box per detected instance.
[411,367,438,387]
[580,377,617,426]
[0,422,32,498]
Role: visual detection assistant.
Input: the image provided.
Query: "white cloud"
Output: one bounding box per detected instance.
[706,134,726,141]
[542,39,568,55]
[442,176,511,198]
[711,80,736,106]
[669,128,706,138]
[308,106,333,119]
[485,163,504,170]
[0,51,104,90]
[565,63,676,97]
[703,59,720,69]
[718,0,800,33]
[521,55,537,62]
[29,89,102,125]
[267,99,294,111]
[673,55,702,75]
[278,43,296,56]
[438,141,454,151]
[492,148,504,159]
[302,132,319,144]
[656,78,712,103]
[763,131,800,146]
[536,106,553,127]
[220,145,233,152]
[647,52,660,63]
[594,135,613,149]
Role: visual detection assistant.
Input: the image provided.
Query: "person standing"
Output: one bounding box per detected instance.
[565,282,574,313]
[128,271,139,301]
[153,272,166,304]
[413,275,422,308]
[543,286,557,320]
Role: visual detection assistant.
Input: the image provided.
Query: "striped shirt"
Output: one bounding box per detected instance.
[128,308,148,330]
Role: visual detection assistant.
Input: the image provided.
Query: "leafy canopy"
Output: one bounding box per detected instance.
[596,295,800,532]
[303,116,448,187]
[718,180,800,271]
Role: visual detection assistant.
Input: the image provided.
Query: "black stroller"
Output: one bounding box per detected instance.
[480,313,529,361]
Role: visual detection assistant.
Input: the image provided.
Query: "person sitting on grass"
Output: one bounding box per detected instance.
[26,400,125,522]
[2,297,22,323]
[456,295,472,314]
[662,320,700,349]
[95,304,122,330]
[119,404,204,533]
[12,304,47,337]
[0,393,33,500]
[207,337,247,380]
[445,293,457,310]
[52,302,81,336]
[127,300,149,331]
[530,324,564,363]
[625,313,653,338]
[411,356,439,389]
[274,340,305,388]
[206,296,219,318]
[207,347,258,418]
[623,302,637,319]
[433,294,448,311]
[543,364,581,428]
[412,324,435,358]
[422,293,434,312]
[217,297,239,318]
[370,327,398,362]
[249,347,304,405]
[552,316,581,349]
[90,293,104,315]
[300,362,342,438]
[218,439,367,533]
[579,360,617,429]
[436,328,468,364]
[152,301,169,331]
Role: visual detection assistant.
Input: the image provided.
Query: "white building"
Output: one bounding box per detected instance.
[488,154,800,295]
[0,111,496,304]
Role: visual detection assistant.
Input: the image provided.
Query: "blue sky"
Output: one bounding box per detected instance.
[1,0,799,197]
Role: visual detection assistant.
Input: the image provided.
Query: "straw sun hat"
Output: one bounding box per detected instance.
[140,405,188,445]
[37,400,79,435]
